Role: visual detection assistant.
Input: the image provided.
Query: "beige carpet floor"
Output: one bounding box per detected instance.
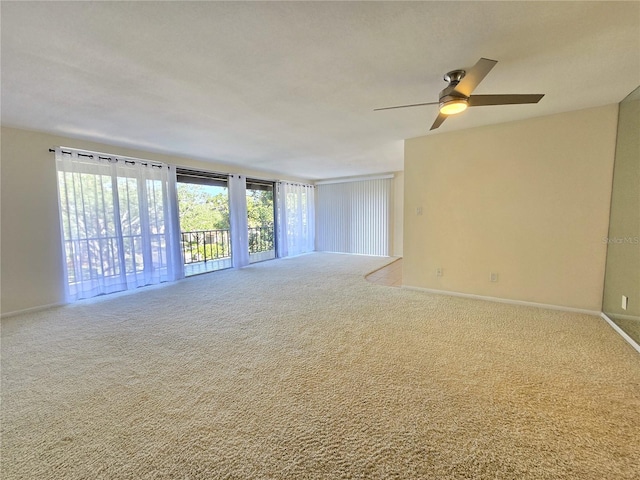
[2,253,639,479]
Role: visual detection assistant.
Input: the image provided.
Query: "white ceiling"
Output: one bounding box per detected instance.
[2,2,639,180]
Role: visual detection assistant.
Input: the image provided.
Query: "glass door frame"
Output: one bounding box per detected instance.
[245,178,278,264]
[176,168,231,276]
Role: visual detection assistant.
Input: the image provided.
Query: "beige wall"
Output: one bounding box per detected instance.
[603,89,640,320]
[392,171,404,257]
[403,105,618,311]
[0,126,308,315]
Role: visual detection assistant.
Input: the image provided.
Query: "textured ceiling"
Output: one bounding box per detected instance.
[2,2,639,180]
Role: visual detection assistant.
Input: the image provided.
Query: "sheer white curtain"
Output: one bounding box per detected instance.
[276,182,315,258]
[228,174,250,268]
[55,148,183,301]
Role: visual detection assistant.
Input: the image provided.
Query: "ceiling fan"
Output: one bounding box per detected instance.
[374,58,544,130]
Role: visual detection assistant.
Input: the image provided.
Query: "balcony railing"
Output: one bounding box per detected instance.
[248,225,274,255]
[181,225,274,265]
[181,229,231,265]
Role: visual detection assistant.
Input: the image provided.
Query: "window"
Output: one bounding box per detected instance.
[55,148,182,301]
[246,179,276,263]
[176,169,231,275]
[55,148,317,302]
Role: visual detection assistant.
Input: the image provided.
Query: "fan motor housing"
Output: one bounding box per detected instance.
[444,69,466,84]
[439,70,468,102]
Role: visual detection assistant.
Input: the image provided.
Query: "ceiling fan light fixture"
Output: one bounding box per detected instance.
[375,58,544,131]
[439,98,468,115]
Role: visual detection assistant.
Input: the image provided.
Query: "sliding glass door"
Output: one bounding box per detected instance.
[246,180,276,263]
[55,150,309,302]
[178,173,276,273]
[177,169,231,276]
[54,148,183,301]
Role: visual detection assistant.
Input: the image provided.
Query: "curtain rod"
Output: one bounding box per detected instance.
[50,149,315,183]
[276,180,316,187]
[49,148,166,168]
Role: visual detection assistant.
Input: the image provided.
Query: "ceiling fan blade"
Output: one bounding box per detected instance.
[453,58,498,97]
[430,112,447,130]
[468,93,544,106]
[374,101,438,111]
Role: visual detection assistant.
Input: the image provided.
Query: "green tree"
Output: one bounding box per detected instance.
[177,184,229,232]
[246,189,274,228]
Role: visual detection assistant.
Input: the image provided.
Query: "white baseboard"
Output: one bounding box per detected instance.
[600,313,640,354]
[402,285,639,354]
[1,302,66,319]
[603,312,640,322]
[401,285,601,316]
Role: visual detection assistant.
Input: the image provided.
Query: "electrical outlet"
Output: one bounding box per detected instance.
[622,295,628,310]
[436,268,443,277]
[416,206,423,216]
[490,272,498,282]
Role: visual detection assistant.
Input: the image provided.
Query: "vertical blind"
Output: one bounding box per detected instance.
[316,177,392,256]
